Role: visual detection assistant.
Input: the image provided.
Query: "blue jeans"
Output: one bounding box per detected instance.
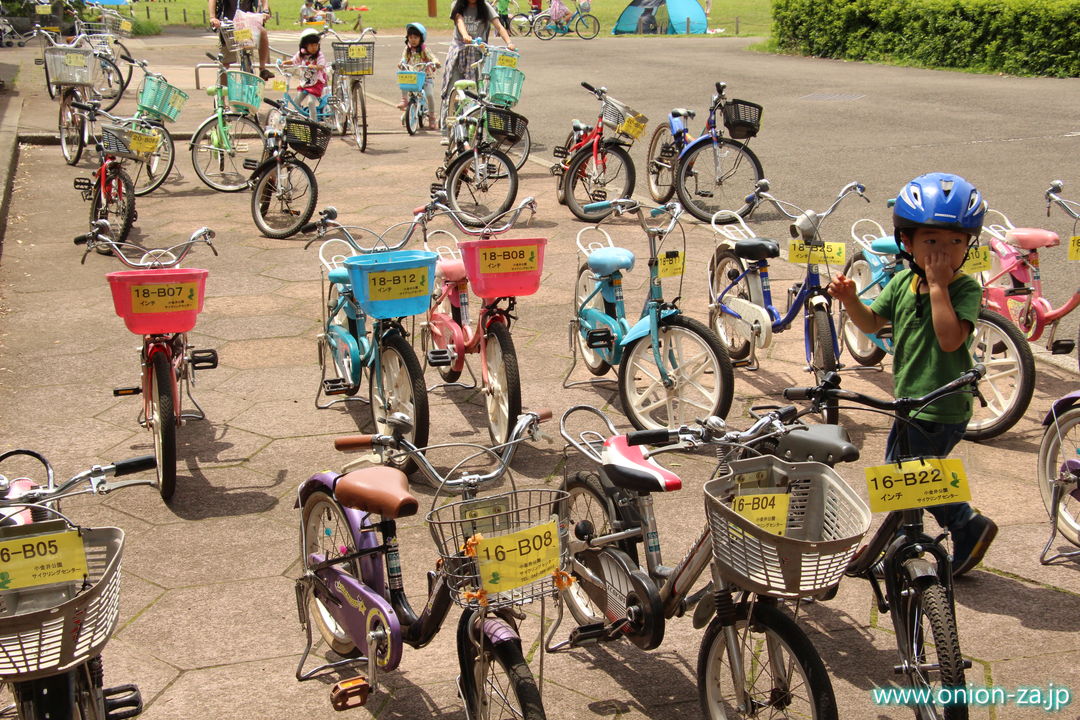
[884,418,974,532]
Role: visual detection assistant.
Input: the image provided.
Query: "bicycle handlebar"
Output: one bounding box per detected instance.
[0,453,157,509]
[745,179,869,244]
[1045,180,1080,221]
[783,364,986,415]
[584,198,683,235]
[76,224,217,268]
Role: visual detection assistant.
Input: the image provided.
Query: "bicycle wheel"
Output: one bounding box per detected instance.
[112,39,134,88]
[564,143,635,223]
[509,12,533,36]
[532,13,556,40]
[89,165,135,245]
[369,332,429,478]
[618,314,734,431]
[574,263,612,376]
[496,125,531,171]
[483,322,521,446]
[575,13,600,39]
[674,137,763,223]
[839,250,887,366]
[645,124,676,203]
[808,305,839,424]
[130,122,175,197]
[330,74,348,135]
[43,48,56,100]
[965,309,1034,441]
[300,490,363,658]
[457,611,546,720]
[698,600,838,720]
[91,55,126,112]
[59,88,85,166]
[351,81,368,152]
[444,148,518,228]
[898,580,968,720]
[190,113,265,193]
[707,248,752,361]
[251,158,318,239]
[404,96,420,136]
[321,282,363,395]
[148,350,177,502]
[560,472,624,625]
[1037,405,1080,547]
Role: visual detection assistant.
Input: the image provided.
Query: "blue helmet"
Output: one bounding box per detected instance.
[405,22,427,43]
[892,172,986,239]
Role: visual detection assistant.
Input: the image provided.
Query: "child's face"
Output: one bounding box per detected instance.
[303,41,320,55]
[902,227,971,270]
[407,32,421,47]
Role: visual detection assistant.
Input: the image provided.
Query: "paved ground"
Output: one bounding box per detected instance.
[1,27,1079,720]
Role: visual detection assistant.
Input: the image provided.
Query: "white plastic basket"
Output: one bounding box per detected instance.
[43,46,98,87]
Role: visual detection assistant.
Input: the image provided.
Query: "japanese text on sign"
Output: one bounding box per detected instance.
[960,246,991,275]
[64,53,87,68]
[131,282,199,314]
[730,492,789,535]
[496,54,517,68]
[789,240,846,265]
[348,44,368,59]
[475,518,560,593]
[367,267,428,301]
[0,530,88,591]
[865,457,970,513]
[1069,236,1080,261]
[479,245,538,274]
[658,251,684,278]
[128,131,160,154]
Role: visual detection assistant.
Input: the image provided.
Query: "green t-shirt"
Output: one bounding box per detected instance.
[870,269,981,423]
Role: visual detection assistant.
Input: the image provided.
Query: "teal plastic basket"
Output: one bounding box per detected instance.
[345,251,437,320]
[225,70,264,115]
[136,76,189,122]
[487,66,524,108]
[397,70,426,93]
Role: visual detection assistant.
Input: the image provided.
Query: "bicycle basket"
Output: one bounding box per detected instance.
[83,33,115,55]
[458,236,547,298]
[486,66,525,108]
[427,489,568,609]
[225,70,264,114]
[722,99,763,140]
[43,46,96,87]
[485,107,528,145]
[396,70,426,93]
[602,97,647,140]
[107,267,209,335]
[344,250,437,320]
[284,116,332,160]
[100,123,162,162]
[0,525,123,681]
[480,47,519,78]
[331,41,375,76]
[704,455,870,599]
[136,75,189,122]
[102,13,134,38]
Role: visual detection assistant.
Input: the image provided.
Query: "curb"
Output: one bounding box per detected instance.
[0,93,24,249]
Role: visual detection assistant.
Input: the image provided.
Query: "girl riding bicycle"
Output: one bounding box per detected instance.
[396,22,440,129]
[439,0,515,141]
[286,28,328,118]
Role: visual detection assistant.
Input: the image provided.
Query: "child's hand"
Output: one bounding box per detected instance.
[923,248,955,289]
[827,273,858,305]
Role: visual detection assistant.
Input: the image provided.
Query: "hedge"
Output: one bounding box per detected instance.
[772,0,1080,77]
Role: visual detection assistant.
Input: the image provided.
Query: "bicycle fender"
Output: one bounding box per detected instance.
[677,133,748,161]
[602,136,633,149]
[808,292,831,311]
[1044,391,1080,425]
[900,556,939,589]
[621,309,680,346]
[326,325,362,385]
[247,156,278,182]
[314,566,404,671]
[481,617,521,645]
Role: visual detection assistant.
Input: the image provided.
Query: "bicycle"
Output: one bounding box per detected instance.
[74,221,220,501]
[65,0,133,90]
[419,197,544,445]
[35,25,125,110]
[645,81,765,220]
[532,0,600,39]
[267,56,347,135]
[551,403,868,719]
[328,26,377,151]
[189,53,267,193]
[295,409,561,718]
[1037,388,1080,564]
[708,180,869,423]
[786,364,988,720]
[304,206,436,477]
[554,82,647,222]
[0,450,157,720]
[568,198,734,430]
[841,217,1036,440]
[397,60,438,135]
[508,4,542,36]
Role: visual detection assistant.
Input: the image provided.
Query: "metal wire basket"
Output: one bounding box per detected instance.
[101,123,161,161]
[485,107,528,145]
[102,12,133,38]
[601,96,647,140]
[285,116,332,160]
[331,41,375,76]
[427,489,569,609]
[722,99,763,140]
[43,46,97,87]
[704,455,870,599]
[218,22,256,52]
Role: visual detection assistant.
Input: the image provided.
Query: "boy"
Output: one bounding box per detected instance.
[828,172,997,577]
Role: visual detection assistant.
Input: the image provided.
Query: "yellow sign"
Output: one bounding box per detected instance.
[271,78,287,92]
[233,28,253,44]
[478,245,538,274]
[496,54,518,68]
[617,114,646,140]
[366,267,428,301]
[1069,236,1080,261]
[168,92,186,111]
[658,251,684,278]
[64,52,87,68]
[398,72,418,86]
[865,457,971,513]
[130,282,200,314]
[730,492,789,536]
[120,20,133,32]
[475,518,560,593]
[347,44,368,59]
[789,240,846,265]
[128,131,160,154]
[960,246,991,275]
[0,530,88,591]
[35,4,53,14]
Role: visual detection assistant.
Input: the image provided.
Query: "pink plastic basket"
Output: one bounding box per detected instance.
[106,268,208,334]
[458,237,547,298]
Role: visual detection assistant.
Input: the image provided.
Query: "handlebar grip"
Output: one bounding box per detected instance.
[263,97,283,109]
[335,435,375,451]
[73,234,90,245]
[205,52,218,62]
[783,387,813,401]
[120,54,135,64]
[649,206,667,218]
[535,408,553,422]
[463,89,480,101]
[626,428,676,447]
[300,221,320,234]
[113,455,157,477]
[581,81,595,92]
[71,101,93,112]
[583,200,612,213]
[777,405,800,423]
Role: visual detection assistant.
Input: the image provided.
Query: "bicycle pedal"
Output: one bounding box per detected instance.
[552,145,569,159]
[585,328,614,350]
[426,348,453,367]
[659,144,677,159]
[1051,339,1075,355]
[242,158,260,171]
[73,177,93,191]
[113,386,141,397]
[589,190,608,202]
[103,683,143,720]
[568,622,608,647]
[34,58,43,65]
[695,190,714,198]
[322,378,351,395]
[331,675,371,710]
[189,349,219,370]
[731,359,753,368]
[549,164,566,177]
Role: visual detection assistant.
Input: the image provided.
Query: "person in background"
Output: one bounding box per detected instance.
[209,0,273,80]
[285,28,329,118]
[397,22,441,130]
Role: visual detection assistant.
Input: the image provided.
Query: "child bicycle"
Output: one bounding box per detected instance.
[116,55,189,196]
[0,450,157,720]
[532,0,599,39]
[397,60,438,135]
[295,409,562,718]
[1037,387,1080,564]
[328,26,377,151]
[268,56,347,135]
[74,221,219,502]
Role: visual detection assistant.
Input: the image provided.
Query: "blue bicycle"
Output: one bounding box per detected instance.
[271,56,347,135]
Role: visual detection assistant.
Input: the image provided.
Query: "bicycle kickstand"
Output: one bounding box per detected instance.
[1039,481,1080,564]
[562,317,617,390]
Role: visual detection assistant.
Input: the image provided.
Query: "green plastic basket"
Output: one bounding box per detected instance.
[225,70,264,115]
[136,76,189,122]
[487,66,524,108]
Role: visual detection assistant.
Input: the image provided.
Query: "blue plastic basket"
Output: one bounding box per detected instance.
[397,70,427,93]
[487,66,524,108]
[345,251,437,320]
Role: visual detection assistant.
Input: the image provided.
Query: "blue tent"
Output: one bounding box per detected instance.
[612,0,707,35]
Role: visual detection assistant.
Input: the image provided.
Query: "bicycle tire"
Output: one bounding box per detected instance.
[575,13,600,39]
[563,143,635,223]
[351,81,368,152]
[43,49,56,100]
[1037,405,1080,547]
[130,121,176,197]
[91,55,126,112]
[89,165,136,245]
[457,611,546,720]
[190,113,265,193]
[898,580,968,720]
[369,332,429,478]
[533,13,556,40]
[148,350,177,502]
[251,158,318,239]
[674,137,763,223]
[404,96,420,136]
[483,322,522,446]
[697,600,838,720]
[555,130,575,205]
[444,147,518,228]
[509,12,533,36]
[964,309,1034,441]
[574,263,613,376]
[839,250,887,366]
[707,248,752,361]
[645,123,676,203]
[300,489,364,658]
[809,305,839,424]
[322,281,363,395]
[618,314,734,431]
[330,73,348,135]
[59,87,85,166]
[112,39,133,89]
[496,124,531,171]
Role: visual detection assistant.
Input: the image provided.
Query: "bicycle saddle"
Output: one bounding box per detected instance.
[600,435,681,493]
[732,239,780,261]
[453,79,477,91]
[334,467,419,519]
[1005,227,1059,250]
[586,247,635,275]
[436,257,467,282]
[670,108,695,119]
